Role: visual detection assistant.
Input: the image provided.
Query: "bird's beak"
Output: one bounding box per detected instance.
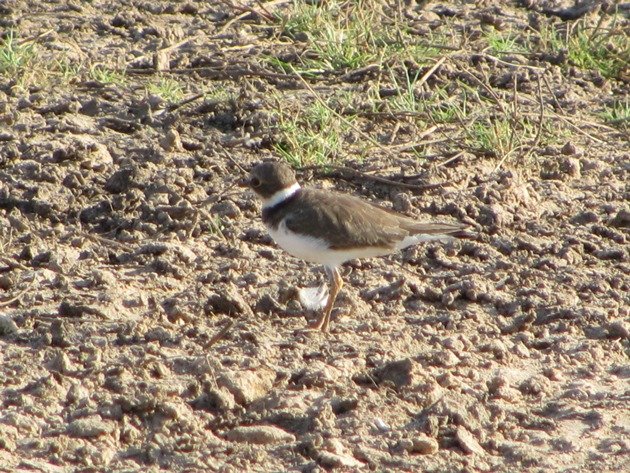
[237,176,250,188]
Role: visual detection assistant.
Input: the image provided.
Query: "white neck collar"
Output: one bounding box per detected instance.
[263,182,301,209]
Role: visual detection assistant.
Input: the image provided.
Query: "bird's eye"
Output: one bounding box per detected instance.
[250,177,261,187]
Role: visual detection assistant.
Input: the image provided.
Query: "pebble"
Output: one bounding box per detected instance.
[159,129,184,152]
[206,285,254,317]
[211,200,242,219]
[317,451,363,469]
[67,416,114,438]
[218,368,275,405]
[225,425,295,445]
[371,358,417,387]
[410,434,439,455]
[560,157,581,178]
[605,322,628,340]
[456,426,485,455]
[561,141,577,155]
[104,167,136,194]
[0,315,18,335]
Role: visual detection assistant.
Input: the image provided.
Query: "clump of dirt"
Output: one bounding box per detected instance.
[0,1,628,472]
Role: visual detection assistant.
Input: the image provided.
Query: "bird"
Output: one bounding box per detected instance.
[247,161,466,332]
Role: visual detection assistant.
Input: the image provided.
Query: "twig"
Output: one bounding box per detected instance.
[127,65,303,82]
[462,67,509,117]
[126,38,194,68]
[552,113,605,143]
[414,56,446,89]
[166,92,205,112]
[542,73,565,114]
[0,277,36,307]
[478,53,546,71]
[220,146,249,175]
[388,137,449,152]
[436,151,465,168]
[204,320,235,348]
[216,11,251,36]
[300,164,449,191]
[520,75,545,163]
[17,29,55,45]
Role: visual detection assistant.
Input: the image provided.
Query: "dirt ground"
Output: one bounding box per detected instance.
[0,1,628,472]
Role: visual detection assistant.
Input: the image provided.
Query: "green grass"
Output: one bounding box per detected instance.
[273,99,352,167]
[147,77,185,103]
[386,67,425,114]
[468,116,538,158]
[273,0,442,73]
[89,65,126,85]
[363,67,465,127]
[429,87,467,124]
[600,98,629,130]
[534,22,629,79]
[53,58,82,84]
[470,119,514,157]
[0,31,36,84]
[486,31,528,55]
[567,29,628,79]
[203,84,236,102]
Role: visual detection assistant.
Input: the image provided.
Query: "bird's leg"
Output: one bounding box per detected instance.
[321,267,342,332]
[309,267,342,332]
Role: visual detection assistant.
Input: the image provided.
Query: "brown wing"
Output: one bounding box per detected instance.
[283,189,463,250]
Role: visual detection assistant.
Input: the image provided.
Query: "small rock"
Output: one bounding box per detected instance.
[225,425,295,445]
[410,434,439,455]
[560,157,581,178]
[85,142,113,171]
[481,339,508,359]
[218,368,275,405]
[561,141,577,155]
[50,320,71,347]
[373,418,390,432]
[477,204,512,229]
[605,322,628,340]
[153,50,171,71]
[159,129,183,152]
[330,397,358,415]
[318,451,364,469]
[432,350,461,367]
[570,210,599,225]
[0,131,16,141]
[211,200,241,219]
[255,293,284,314]
[191,387,236,411]
[322,438,347,455]
[609,209,630,229]
[205,285,254,317]
[487,375,508,395]
[67,416,114,438]
[455,426,485,455]
[371,358,418,388]
[51,351,76,374]
[104,167,136,194]
[0,315,18,335]
[392,192,412,212]
[519,376,550,396]
[513,342,530,358]
[0,274,13,290]
[66,383,90,404]
[443,337,464,352]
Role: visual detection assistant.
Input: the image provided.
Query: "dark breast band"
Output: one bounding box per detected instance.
[262,189,302,227]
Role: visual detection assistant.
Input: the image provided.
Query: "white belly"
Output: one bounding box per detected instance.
[267,220,392,268]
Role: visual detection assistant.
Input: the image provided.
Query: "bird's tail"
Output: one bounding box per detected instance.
[396,221,469,249]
